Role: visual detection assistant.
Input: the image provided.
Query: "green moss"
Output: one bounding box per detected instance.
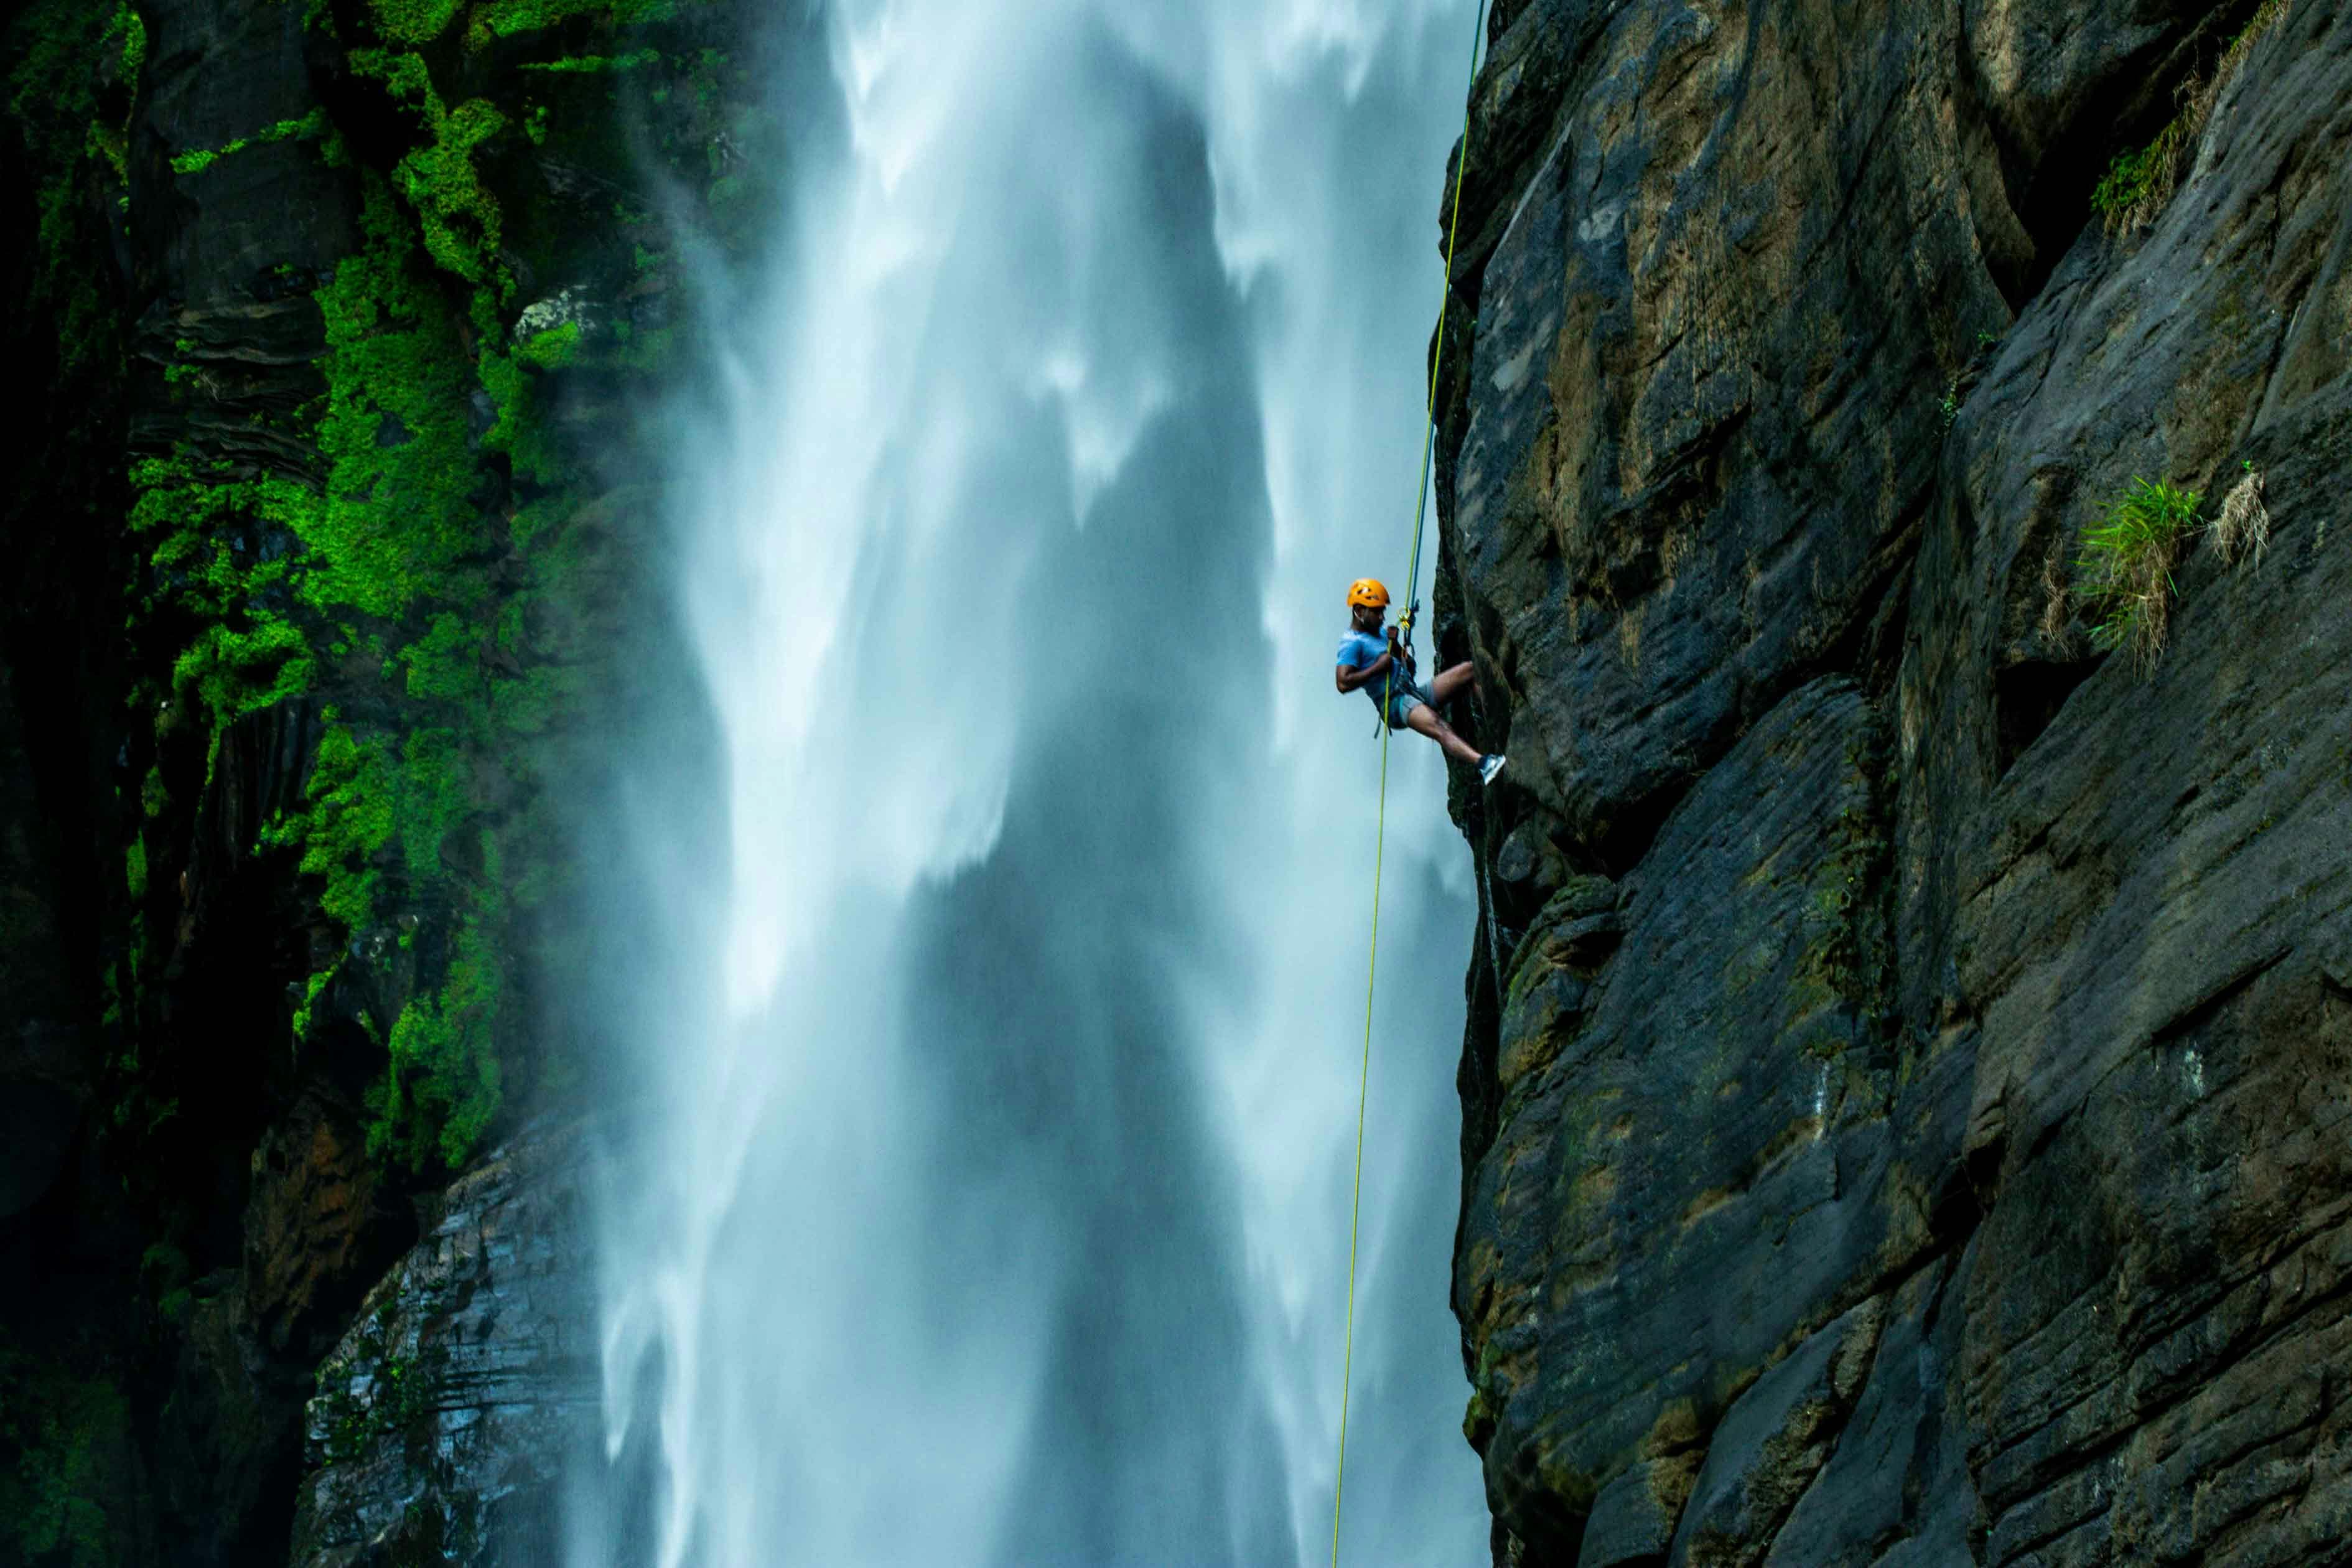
[518,47,660,72]
[398,612,480,701]
[0,1345,126,1566]
[124,836,147,900]
[128,454,316,729]
[86,2,144,188]
[348,49,513,291]
[1778,776,1890,1060]
[311,1302,449,1464]
[8,0,122,376]
[311,179,488,612]
[105,0,718,1178]
[374,898,502,1167]
[172,619,315,725]
[599,320,675,373]
[465,0,676,49]
[263,719,398,931]
[291,965,337,1040]
[395,727,469,878]
[399,97,510,289]
[369,0,467,45]
[491,662,569,738]
[515,319,581,368]
[169,106,328,175]
[105,1,146,81]
[476,325,581,484]
[159,164,542,1160]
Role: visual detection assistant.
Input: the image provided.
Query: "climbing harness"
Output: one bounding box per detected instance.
[1368,598,1422,739]
[1330,2,1491,1564]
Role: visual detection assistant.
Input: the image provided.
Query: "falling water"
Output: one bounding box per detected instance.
[583,2,1487,1562]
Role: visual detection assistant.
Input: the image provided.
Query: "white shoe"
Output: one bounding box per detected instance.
[1479,754,1506,786]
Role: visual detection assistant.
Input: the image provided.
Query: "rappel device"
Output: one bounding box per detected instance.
[1370,597,1422,738]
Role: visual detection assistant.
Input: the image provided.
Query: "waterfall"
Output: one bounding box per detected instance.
[583,2,1487,1562]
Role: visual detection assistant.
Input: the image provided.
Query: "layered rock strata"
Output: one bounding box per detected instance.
[1435,1,2352,1562]
[289,1120,606,1568]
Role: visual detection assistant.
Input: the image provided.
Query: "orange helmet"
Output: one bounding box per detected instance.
[1346,578,1389,610]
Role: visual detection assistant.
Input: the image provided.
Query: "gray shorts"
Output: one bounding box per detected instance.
[1374,677,1432,730]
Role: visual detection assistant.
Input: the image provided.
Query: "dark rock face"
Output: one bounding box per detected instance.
[0,0,770,1554]
[0,658,89,1222]
[288,1120,600,1568]
[1440,0,2352,1562]
[1460,678,1908,1543]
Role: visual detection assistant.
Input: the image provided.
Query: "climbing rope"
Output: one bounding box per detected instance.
[1330,2,1491,1564]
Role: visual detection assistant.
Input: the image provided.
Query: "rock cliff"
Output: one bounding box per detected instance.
[1434,0,2352,1563]
[0,0,770,1559]
[10,0,2351,1561]
[287,1119,610,1568]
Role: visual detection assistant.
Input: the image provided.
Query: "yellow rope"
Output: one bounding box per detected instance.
[1330,4,1490,1564]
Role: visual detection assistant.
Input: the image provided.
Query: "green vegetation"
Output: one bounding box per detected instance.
[99,0,759,1179]
[380,898,504,1167]
[128,454,318,731]
[2093,0,2292,233]
[2090,120,2189,231]
[518,47,662,72]
[128,166,550,1169]
[312,1300,448,1463]
[311,180,492,615]
[9,0,129,373]
[105,0,146,82]
[349,47,514,291]
[1780,755,1890,1064]
[369,0,469,46]
[463,0,677,48]
[2076,476,2201,668]
[0,1342,126,1566]
[169,107,328,175]
[88,1,146,187]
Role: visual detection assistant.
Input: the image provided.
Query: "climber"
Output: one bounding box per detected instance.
[1335,578,1504,785]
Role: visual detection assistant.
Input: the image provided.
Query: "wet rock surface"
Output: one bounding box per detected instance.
[289,1120,600,1568]
[0,0,772,1552]
[1441,0,2352,1562]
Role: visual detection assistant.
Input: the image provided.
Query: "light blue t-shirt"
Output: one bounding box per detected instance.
[1337,629,1411,712]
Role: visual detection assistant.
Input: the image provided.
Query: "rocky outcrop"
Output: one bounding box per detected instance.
[1438,0,2352,1562]
[288,1120,603,1568]
[0,0,768,1556]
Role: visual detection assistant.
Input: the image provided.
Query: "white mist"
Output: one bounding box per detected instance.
[586,2,1488,1562]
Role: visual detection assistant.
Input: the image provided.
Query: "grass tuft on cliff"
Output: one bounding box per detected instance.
[2076,476,2201,669]
[2210,462,2270,566]
[2094,0,2292,233]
